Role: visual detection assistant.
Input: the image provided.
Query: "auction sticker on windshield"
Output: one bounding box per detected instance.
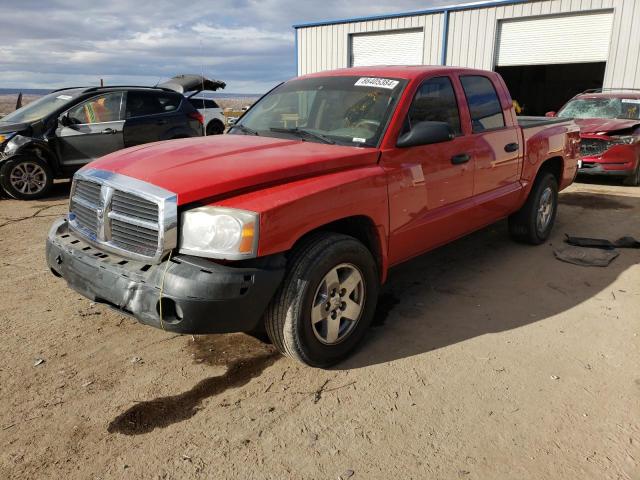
[355,77,399,89]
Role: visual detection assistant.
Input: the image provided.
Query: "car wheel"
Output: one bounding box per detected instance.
[508,171,558,245]
[264,232,379,368]
[623,164,640,186]
[0,155,53,200]
[206,120,225,135]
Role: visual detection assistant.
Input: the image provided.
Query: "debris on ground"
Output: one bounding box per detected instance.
[553,246,619,267]
[33,358,45,367]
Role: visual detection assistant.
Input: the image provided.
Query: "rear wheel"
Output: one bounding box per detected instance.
[264,233,379,368]
[508,171,558,245]
[0,155,53,200]
[206,120,225,135]
[623,163,640,186]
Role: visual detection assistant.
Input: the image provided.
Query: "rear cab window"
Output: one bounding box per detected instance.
[126,91,182,118]
[460,75,505,132]
[404,76,462,136]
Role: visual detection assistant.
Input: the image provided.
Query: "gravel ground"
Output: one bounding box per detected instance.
[0,179,638,479]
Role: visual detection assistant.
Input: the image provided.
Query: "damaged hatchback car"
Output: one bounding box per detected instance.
[0,84,205,199]
[551,89,640,186]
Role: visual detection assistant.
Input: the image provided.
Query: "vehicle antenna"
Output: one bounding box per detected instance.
[200,39,207,137]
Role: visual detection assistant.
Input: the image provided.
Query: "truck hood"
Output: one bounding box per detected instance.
[89,135,380,205]
[574,118,640,135]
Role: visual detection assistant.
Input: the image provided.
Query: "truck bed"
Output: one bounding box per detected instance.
[517,116,568,129]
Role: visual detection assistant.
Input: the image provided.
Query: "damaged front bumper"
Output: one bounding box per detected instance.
[46,218,285,334]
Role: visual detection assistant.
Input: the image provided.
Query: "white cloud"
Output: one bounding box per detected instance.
[0,0,458,93]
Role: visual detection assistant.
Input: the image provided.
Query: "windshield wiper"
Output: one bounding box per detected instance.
[269,127,335,145]
[230,124,259,136]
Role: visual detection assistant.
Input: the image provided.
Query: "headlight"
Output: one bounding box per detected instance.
[0,132,16,144]
[611,135,636,145]
[179,206,258,259]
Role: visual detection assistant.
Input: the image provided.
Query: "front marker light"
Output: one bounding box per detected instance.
[179,206,258,260]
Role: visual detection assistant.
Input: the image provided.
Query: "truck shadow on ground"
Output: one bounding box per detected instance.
[341,191,640,370]
[108,335,279,436]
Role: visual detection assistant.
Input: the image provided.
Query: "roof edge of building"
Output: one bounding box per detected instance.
[292,0,531,29]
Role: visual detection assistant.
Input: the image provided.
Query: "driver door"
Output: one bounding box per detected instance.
[55,92,125,166]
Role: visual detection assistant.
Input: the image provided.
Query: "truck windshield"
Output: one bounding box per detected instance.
[558,97,640,120]
[232,76,407,147]
[0,91,79,124]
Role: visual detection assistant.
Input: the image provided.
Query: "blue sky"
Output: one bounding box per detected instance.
[1,0,461,93]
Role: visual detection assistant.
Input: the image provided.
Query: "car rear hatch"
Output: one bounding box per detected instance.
[158,75,226,96]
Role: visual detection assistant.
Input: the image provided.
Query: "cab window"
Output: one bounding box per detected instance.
[404,76,461,136]
[460,75,505,132]
[67,92,124,124]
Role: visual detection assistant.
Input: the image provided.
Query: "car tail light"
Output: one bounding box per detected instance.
[189,111,204,125]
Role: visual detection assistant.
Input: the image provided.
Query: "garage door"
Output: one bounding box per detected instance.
[496,11,614,66]
[350,29,424,67]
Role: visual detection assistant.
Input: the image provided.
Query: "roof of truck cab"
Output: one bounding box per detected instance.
[297,65,491,81]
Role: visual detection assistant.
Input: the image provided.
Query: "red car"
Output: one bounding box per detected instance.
[47,66,579,367]
[550,89,640,186]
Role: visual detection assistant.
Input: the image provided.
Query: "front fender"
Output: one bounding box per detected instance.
[1,135,51,163]
[211,166,391,281]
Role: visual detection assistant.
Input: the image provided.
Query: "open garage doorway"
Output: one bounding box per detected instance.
[495,62,606,116]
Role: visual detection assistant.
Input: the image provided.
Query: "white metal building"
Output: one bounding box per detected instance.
[293,0,640,114]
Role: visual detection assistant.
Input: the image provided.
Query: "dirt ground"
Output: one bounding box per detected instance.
[0,179,638,479]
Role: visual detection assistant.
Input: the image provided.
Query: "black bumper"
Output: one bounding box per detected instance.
[46,218,285,334]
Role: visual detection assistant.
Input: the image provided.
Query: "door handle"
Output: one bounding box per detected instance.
[156,119,168,125]
[101,128,116,135]
[504,142,519,152]
[451,153,470,165]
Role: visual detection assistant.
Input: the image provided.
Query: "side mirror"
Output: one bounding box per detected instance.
[397,121,454,148]
[545,111,557,117]
[59,114,72,127]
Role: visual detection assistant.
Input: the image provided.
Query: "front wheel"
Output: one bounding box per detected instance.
[264,233,379,368]
[508,171,558,245]
[0,155,53,200]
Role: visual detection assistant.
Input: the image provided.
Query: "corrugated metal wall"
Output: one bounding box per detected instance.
[296,0,640,88]
[297,13,443,75]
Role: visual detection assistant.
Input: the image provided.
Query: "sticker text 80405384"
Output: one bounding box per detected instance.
[354,77,399,90]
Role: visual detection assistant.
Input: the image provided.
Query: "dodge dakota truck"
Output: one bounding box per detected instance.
[47,66,580,367]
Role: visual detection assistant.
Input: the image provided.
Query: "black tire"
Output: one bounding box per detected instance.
[623,163,640,186]
[206,120,225,135]
[0,155,53,200]
[264,233,379,368]
[508,171,558,245]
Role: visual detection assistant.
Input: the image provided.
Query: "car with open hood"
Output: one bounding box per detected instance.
[0,84,204,199]
[549,89,640,186]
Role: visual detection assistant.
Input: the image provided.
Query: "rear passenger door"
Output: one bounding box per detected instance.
[458,75,521,198]
[123,91,185,147]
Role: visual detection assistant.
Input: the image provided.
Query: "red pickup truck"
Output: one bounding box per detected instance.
[47,66,580,367]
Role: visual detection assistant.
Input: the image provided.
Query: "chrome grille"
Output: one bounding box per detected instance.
[111,218,158,257]
[71,199,98,234]
[68,169,177,263]
[581,138,612,157]
[112,190,158,223]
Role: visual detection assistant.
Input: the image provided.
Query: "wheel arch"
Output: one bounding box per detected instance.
[537,156,563,185]
[288,215,386,283]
